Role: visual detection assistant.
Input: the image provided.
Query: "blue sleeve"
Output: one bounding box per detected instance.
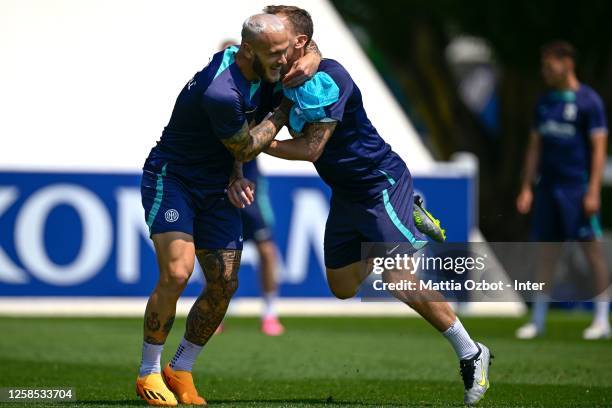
[323,65,353,122]
[283,71,341,131]
[586,92,608,136]
[202,85,245,139]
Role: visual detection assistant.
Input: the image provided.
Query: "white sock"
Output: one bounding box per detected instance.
[443,318,479,360]
[139,342,163,377]
[594,300,610,327]
[169,337,203,372]
[263,291,278,319]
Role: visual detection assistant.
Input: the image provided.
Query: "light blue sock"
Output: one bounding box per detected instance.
[532,293,550,332]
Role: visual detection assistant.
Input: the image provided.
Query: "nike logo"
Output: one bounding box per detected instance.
[478,363,487,387]
[386,244,400,255]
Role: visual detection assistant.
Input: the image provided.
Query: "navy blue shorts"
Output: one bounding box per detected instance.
[242,176,275,243]
[141,162,243,250]
[324,169,427,269]
[531,183,602,241]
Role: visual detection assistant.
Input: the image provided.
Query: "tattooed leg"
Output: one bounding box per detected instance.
[144,232,195,344]
[184,249,241,346]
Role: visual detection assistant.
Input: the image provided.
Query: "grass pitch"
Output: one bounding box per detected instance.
[0,312,611,407]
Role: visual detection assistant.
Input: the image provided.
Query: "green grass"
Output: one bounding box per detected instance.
[0,312,611,407]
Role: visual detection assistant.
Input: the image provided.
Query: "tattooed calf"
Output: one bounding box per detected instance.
[185,249,241,346]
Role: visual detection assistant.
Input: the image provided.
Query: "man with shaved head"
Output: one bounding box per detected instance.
[135,13,320,406]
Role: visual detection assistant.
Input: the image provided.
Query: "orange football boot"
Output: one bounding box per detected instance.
[136,372,178,406]
[162,364,207,406]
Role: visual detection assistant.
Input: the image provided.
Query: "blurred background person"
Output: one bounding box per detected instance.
[515,41,610,340]
[242,159,285,336]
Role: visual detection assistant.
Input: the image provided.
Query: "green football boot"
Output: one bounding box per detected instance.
[413,195,446,242]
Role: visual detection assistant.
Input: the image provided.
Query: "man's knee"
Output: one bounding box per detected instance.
[326,268,359,300]
[326,262,367,300]
[330,285,357,300]
[158,258,193,294]
[152,232,195,296]
[198,249,241,300]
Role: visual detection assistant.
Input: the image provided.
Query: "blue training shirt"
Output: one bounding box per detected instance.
[285,59,407,200]
[534,84,608,185]
[145,45,275,190]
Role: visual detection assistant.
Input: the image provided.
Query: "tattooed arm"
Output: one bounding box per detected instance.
[205,78,290,162]
[265,122,336,162]
[221,103,289,162]
[306,40,322,57]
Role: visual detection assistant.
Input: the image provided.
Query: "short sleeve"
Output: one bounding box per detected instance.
[202,86,246,139]
[283,70,342,131]
[586,93,608,137]
[323,65,354,122]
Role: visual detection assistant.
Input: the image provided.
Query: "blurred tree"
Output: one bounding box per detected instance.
[331,0,612,240]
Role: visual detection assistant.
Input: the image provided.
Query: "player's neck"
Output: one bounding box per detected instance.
[556,74,580,91]
[235,48,260,82]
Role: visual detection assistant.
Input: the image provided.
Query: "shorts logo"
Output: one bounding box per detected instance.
[386,244,400,255]
[165,209,179,223]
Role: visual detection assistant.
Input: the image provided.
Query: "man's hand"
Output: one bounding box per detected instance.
[516,188,533,214]
[282,52,319,88]
[583,189,600,216]
[227,178,255,209]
